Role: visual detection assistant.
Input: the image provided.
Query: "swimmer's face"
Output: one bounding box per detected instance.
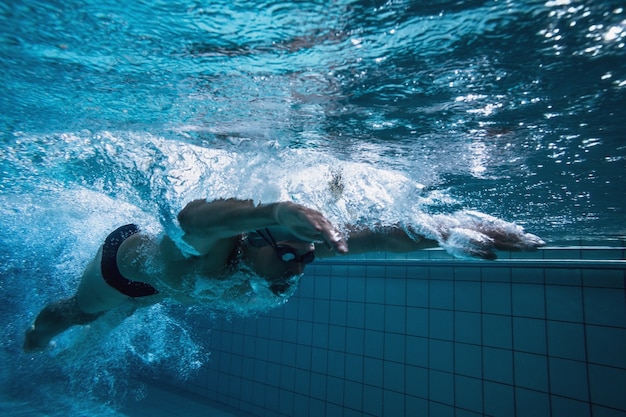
[249,240,315,280]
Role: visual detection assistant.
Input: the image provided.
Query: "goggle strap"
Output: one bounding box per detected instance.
[255,228,278,249]
[256,229,315,264]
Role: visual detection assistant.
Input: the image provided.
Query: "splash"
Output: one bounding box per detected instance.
[0,183,207,414]
[2,302,208,415]
[0,128,542,414]
[50,303,208,378]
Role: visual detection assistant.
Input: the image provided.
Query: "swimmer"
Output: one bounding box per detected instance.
[23,198,544,352]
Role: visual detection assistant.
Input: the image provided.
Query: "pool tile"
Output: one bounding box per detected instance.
[344,353,363,382]
[455,375,483,414]
[483,347,513,384]
[346,276,366,302]
[297,297,314,322]
[406,266,430,281]
[429,370,454,405]
[365,303,385,331]
[363,330,384,359]
[429,402,455,417]
[406,307,429,337]
[366,265,386,279]
[385,332,406,362]
[329,274,348,300]
[406,278,429,307]
[406,395,429,415]
[430,309,454,341]
[329,300,347,326]
[312,322,329,348]
[429,279,454,310]
[547,321,586,361]
[513,317,547,354]
[551,396,591,417]
[545,285,584,322]
[384,390,405,416]
[455,311,482,345]
[482,314,512,349]
[583,287,626,327]
[514,352,549,391]
[325,375,344,405]
[429,339,453,372]
[168,255,626,417]
[512,283,546,319]
[583,268,625,288]
[591,404,626,417]
[455,280,481,312]
[365,276,386,304]
[345,327,364,355]
[343,380,363,410]
[482,282,511,315]
[385,304,406,334]
[405,335,428,368]
[314,275,331,300]
[327,325,348,352]
[549,357,589,401]
[385,275,407,304]
[586,325,626,369]
[384,360,406,392]
[429,266,454,280]
[455,343,482,378]
[346,301,365,328]
[405,364,429,398]
[511,267,542,284]
[588,364,626,411]
[515,388,550,417]
[545,267,582,286]
[362,385,383,416]
[313,299,330,323]
[483,381,515,417]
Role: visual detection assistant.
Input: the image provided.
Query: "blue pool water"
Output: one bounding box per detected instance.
[1,0,625,415]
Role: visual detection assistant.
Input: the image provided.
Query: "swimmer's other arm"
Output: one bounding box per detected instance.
[177,198,348,255]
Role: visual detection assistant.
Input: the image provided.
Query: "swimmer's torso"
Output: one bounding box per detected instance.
[116,233,289,311]
[116,233,235,296]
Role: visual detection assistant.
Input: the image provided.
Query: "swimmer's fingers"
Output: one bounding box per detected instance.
[492,233,545,251]
[441,228,497,260]
[481,228,546,251]
[433,211,544,260]
[296,220,348,254]
[274,202,348,253]
[317,224,348,254]
[457,211,546,252]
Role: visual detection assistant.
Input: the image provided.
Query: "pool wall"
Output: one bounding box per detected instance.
[154,245,626,417]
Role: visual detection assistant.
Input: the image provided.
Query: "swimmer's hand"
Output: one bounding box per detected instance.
[428,210,545,260]
[274,202,348,253]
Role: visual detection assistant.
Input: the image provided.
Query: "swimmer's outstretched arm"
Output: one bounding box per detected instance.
[315,211,545,260]
[177,198,348,255]
[419,210,545,259]
[315,226,440,259]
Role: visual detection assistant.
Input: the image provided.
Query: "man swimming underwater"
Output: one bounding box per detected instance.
[23,198,544,352]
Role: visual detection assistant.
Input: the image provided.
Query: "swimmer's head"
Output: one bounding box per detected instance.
[245,228,315,292]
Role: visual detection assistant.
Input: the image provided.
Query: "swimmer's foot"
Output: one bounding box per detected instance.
[23,325,54,353]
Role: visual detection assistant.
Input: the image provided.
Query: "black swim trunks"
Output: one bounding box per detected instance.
[101,224,159,298]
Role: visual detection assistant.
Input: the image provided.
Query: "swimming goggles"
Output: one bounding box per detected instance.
[255,228,315,264]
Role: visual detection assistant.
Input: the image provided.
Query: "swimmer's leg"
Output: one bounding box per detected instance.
[23,296,102,353]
